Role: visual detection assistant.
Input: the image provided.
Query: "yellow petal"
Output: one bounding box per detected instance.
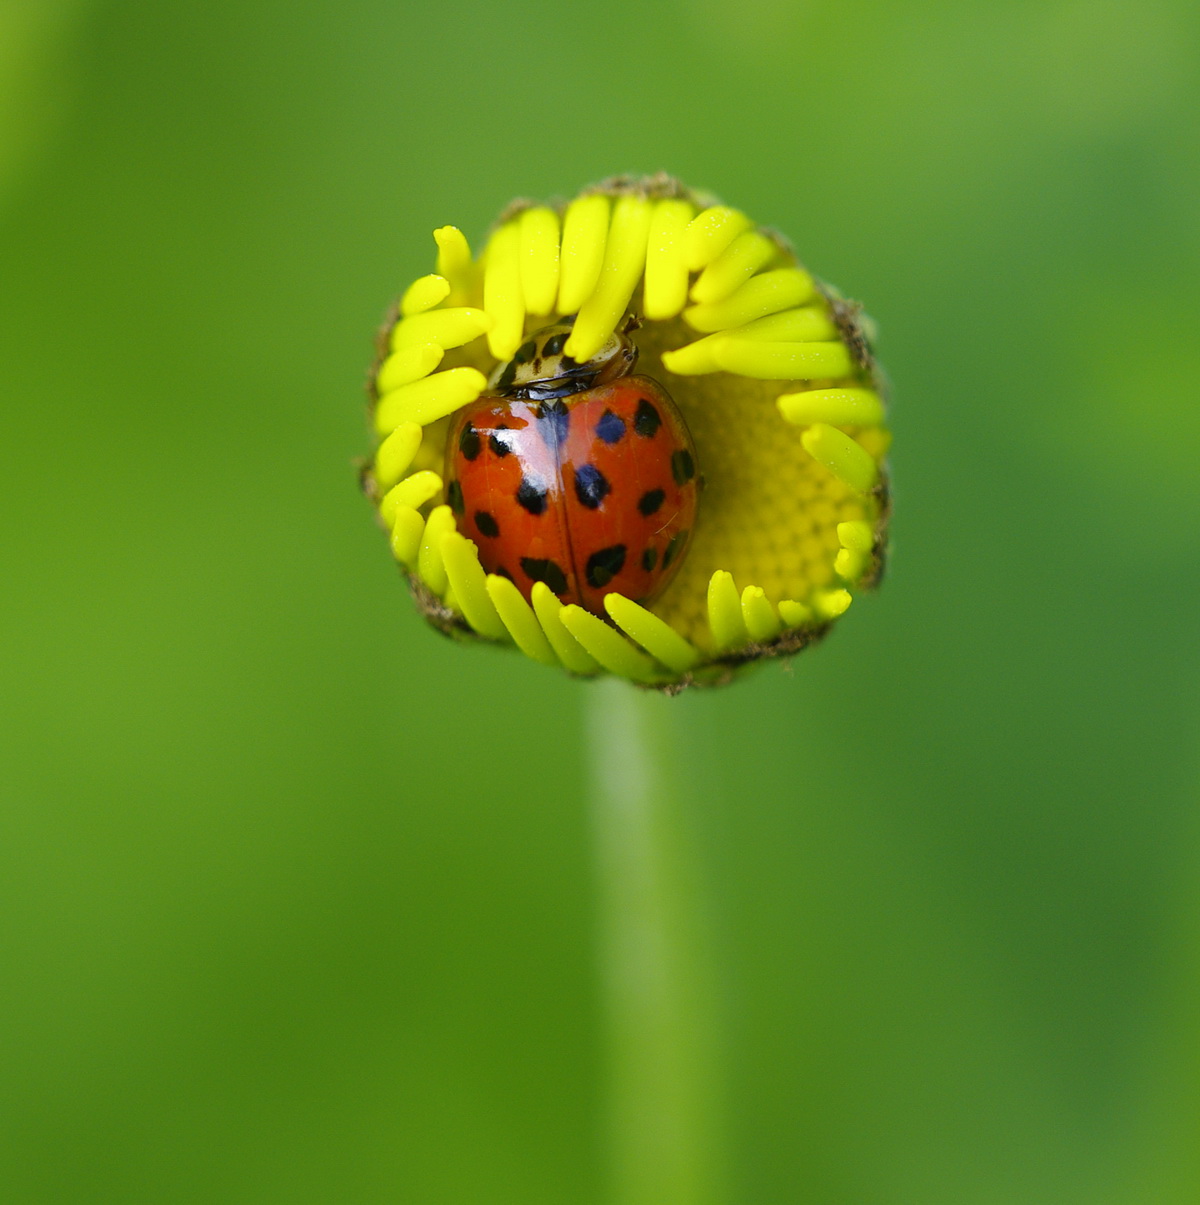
[374,367,487,435]
[483,221,524,361]
[557,194,610,316]
[707,570,749,652]
[560,605,664,683]
[517,207,561,317]
[531,582,601,675]
[778,388,884,427]
[604,593,701,674]
[801,423,879,493]
[643,198,694,320]
[565,194,653,362]
[440,533,508,641]
[684,269,815,333]
[486,576,559,666]
[400,274,451,316]
[379,470,442,527]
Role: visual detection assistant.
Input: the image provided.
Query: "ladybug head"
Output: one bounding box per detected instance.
[487,320,638,401]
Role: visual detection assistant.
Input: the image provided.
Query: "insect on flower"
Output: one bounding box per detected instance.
[362,175,890,690]
[445,318,700,618]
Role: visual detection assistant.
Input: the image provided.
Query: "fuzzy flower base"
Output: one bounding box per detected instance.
[361,175,890,691]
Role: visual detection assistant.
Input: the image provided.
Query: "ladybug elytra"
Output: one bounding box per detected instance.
[445,320,700,618]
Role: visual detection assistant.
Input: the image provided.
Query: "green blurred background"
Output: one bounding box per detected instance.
[3,1,1198,1201]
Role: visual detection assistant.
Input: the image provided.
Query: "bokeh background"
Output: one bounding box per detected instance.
[3,1,1199,1201]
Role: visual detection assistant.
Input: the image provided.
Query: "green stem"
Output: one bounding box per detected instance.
[585,678,725,1205]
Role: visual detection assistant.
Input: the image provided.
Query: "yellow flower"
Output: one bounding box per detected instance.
[362,175,890,690]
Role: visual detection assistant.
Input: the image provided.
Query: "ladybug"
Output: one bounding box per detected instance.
[444,319,700,618]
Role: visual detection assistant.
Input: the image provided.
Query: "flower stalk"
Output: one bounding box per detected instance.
[586,680,726,1205]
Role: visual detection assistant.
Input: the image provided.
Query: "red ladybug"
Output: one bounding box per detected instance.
[445,320,700,617]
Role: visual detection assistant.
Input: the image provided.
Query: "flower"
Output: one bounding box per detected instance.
[362,174,890,691]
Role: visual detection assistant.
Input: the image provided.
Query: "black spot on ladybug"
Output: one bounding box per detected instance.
[447,480,464,515]
[459,425,481,461]
[574,465,610,509]
[637,488,665,516]
[671,448,695,486]
[536,398,571,449]
[663,529,687,568]
[489,426,513,457]
[514,340,537,364]
[586,544,626,589]
[521,557,568,595]
[516,476,549,515]
[595,409,626,444]
[634,398,661,438]
[543,332,568,357]
[474,510,500,538]
[496,360,517,393]
[495,565,514,582]
[641,547,658,572]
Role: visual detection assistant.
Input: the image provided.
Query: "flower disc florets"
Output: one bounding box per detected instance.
[361,174,890,690]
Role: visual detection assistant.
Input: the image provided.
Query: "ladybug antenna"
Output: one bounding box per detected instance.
[621,312,643,334]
